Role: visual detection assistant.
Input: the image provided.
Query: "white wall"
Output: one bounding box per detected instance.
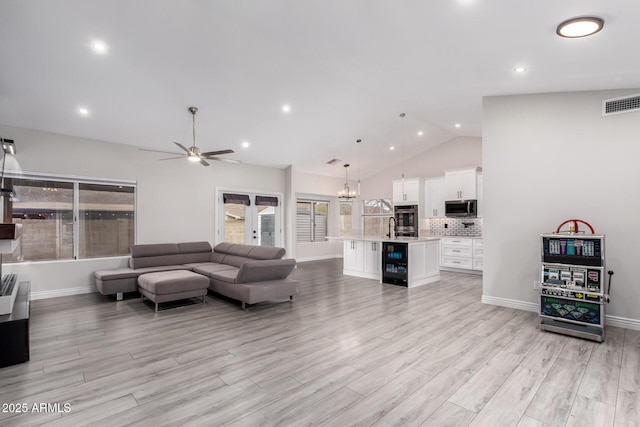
[0,124,287,297]
[361,136,482,200]
[483,89,640,328]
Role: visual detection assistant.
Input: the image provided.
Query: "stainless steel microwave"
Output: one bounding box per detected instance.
[445,200,477,217]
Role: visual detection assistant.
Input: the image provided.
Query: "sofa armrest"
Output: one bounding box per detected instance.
[235,259,296,284]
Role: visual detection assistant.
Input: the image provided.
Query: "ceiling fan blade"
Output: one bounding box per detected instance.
[139,148,183,155]
[201,149,235,157]
[174,142,192,154]
[199,158,210,167]
[207,157,242,164]
[158,156,187,161]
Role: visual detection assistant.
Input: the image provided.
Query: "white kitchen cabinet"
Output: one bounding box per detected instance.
[440,237,474,270]
[392,178,423,206]
[343,239,380,280]
[424,177,445,218]
[445,167,480,200]
[440,237,483,273]
[473,238,483,271]
[343,239,364,272]
[363,240,381,275]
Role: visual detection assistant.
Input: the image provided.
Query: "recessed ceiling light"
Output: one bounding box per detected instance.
[92,41,108,53]
[78,107,89,116]
[282,104,291,113]
[454,123,461,128]
[514,67,527,73]
[417,131,424,136]
[390,146,395,151]
[241,141,250,148]
[556,16,604,38]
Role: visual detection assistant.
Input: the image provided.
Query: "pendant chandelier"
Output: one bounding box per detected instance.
[338,163,357,200]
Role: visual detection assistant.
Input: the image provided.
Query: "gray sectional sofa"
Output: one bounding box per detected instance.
[95,241,299,310]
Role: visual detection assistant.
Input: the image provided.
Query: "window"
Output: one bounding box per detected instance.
[362,198,392,238]
[339,201,352,236]
[6,175,135,262]
[296,200,328,242]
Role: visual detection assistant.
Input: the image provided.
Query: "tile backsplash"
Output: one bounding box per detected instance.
[422,217,483,237]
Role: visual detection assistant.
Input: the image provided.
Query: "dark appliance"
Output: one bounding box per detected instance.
[393,205,418,237]
[382,242,408,286]
[445,199,477,217]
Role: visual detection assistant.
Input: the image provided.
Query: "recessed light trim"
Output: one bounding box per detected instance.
[282,104,291,113]
[514,67,527,73]
[241,141,250,148]
[78,107,89,116]
[556,16,604,38]
[417,131,424,136]
[389,146,395,151]
[454,123,461,128]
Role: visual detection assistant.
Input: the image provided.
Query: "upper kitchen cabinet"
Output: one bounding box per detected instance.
[392,178,423,206]
[424,177,445,218]
[445,167,481,200]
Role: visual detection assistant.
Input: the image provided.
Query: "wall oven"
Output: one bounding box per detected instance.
[394,205,418,237]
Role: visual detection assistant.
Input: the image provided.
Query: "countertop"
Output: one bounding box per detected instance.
[328,236,440,243]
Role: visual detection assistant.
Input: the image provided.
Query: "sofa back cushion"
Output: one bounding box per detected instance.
[177,241,213,263]
[235,259,297,283]
[130,241,212,269]
[212,243,286,267]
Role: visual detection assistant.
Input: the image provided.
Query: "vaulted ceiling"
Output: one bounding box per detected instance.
[1,0,639,177]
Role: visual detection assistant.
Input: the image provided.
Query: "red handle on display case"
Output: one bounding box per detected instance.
[555,219,595,234]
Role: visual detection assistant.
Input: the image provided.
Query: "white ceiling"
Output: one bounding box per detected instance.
[1,0,639,178]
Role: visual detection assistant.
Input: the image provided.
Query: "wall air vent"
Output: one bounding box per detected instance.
[602,94,640,116]
[326,158,341,165]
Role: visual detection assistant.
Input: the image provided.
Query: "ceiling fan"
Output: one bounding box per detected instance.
[141,106,239,167]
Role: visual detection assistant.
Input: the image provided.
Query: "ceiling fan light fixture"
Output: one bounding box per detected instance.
[556,16,604,38]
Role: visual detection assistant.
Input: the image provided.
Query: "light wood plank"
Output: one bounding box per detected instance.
[1,259,638,426]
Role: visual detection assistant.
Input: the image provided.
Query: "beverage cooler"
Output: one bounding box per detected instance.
[538,220,612,342]
[382,242,408,286]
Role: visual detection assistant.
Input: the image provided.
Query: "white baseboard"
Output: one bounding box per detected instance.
[481,295,538,312]
[482,295,640,331]
[31,285,97,301]
[605,315,640,331]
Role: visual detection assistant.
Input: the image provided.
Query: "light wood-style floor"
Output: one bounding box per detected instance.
[1,259,639,426]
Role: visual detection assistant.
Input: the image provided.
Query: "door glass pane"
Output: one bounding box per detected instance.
[78,183,135,258]
[256,203,275,247]
[224,201,246,243]
[9,179,74,262]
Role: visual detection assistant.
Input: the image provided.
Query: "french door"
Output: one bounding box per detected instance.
[218,191,281,247]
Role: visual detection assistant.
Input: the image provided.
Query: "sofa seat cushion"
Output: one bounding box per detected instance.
[95,268,139,281]
[135,265,191,274]
[192,263,237,278]
[208,269,240,284]
[138,270,209,295]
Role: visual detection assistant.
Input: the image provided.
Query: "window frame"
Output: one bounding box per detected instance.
[4,171,136,263]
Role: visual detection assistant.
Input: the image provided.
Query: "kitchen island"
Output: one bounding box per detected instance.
[335,236,440,287]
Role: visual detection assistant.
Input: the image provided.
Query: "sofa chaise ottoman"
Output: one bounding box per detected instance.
[138,270,209,312]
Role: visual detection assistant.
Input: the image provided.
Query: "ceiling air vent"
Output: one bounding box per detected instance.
[326,158,341,165]
[602,94,640,116]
